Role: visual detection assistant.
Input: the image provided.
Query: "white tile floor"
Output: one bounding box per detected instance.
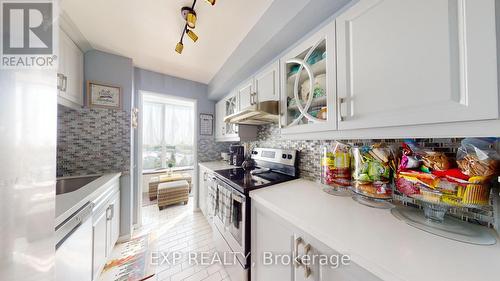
[140,199,230,281]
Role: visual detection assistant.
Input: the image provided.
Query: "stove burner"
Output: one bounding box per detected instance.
[215,167,296,194]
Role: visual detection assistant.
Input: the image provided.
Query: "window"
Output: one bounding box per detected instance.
[142,94,194,170]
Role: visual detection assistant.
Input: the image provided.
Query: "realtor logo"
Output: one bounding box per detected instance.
[1,0,56,68]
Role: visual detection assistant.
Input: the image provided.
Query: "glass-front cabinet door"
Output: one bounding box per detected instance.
[280,21,337,135]
[225,93,239,136]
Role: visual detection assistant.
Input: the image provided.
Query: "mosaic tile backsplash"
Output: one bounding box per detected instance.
[57,105,131,177]
[241,124,499,227]
[58,105,229,176]
[198,138,234,162]
[243,124,464,182]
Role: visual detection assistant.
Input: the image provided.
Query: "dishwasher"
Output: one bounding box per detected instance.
[56,202,94,281]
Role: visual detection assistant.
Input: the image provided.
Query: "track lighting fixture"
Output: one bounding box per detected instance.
[175,42,184,54]
[182,7,197,28]
[175,0,215,54]
[186,29,198,42]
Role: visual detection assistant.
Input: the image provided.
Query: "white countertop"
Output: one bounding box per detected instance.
[56,173,121,226]
[199,161,236,171]
[250,179,500,281]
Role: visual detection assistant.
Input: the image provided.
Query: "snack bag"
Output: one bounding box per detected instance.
[396,140,448,196]
[398,140,422,171]
[456,138,499,177]
[398,139,451,172]
[321,141,351,187]
[351,143,396,199]
[421,151,450,171]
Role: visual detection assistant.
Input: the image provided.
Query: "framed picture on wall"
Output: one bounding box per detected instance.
[87,81,122,109]
[199,113,213,136]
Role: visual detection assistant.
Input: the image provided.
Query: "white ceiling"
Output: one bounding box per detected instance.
[61,0,274,84]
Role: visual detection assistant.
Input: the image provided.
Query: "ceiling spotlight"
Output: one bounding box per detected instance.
[175,42,184,54]
[186,29,198,42]
[182,7,197,29]
[175,0,215,54]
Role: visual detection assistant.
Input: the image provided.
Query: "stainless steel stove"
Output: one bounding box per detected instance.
[212,148,298,281]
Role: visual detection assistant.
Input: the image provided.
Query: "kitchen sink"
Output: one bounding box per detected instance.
[56,175,101,195]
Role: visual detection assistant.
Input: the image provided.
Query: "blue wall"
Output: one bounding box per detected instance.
[134,68,213,130]
[85,50,134,112]
[133,67,215,220]
[84,50,135,238]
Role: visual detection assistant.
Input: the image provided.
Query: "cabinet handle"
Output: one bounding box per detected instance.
[106,205,114,220]
[294,237,312,278]
[57,73,63,90]
[249,92,255,105]
[339,97,346,121]
[61,75,68,92]
[294,237,303,268]
[303,243,312,278]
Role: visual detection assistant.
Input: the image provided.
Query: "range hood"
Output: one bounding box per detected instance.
[224,101,279,125]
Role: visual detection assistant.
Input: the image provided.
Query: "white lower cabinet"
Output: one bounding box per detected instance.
[251,202,293,281]
[108,191,120,255]
[198,165,208,216]
[198,165,215,224]
[251,202,382,281]
[92,211,108,280]
[92,186,121,280]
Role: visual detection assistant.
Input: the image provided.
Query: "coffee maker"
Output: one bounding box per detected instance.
[229,145,244,166]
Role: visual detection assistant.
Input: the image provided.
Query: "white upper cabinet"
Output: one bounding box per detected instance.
[238,78,255,110]
[215,93,258,142]
[336,0,498,130]
[224,92,239,137]
[58,28,84,108]
[255,61,280,102]
[215,100,226,140]
[280,21,337,135]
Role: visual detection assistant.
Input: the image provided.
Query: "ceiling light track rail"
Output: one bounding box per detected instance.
[175,0,215,54]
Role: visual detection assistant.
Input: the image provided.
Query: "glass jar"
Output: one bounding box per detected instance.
[351,144,395,208]
[321,141,352,196]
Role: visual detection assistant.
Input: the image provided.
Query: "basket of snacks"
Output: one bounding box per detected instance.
[391,138,499,245]
[395,139,499,222]
[350,143,397,208]
[321,141,351,196]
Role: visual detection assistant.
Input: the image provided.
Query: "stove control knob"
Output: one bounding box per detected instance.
[287,154,293,159]
[282,154,287,159]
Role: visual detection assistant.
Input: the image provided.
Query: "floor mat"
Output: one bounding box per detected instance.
[98,232,157,281]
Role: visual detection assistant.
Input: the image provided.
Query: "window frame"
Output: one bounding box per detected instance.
[141,95,195,171]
